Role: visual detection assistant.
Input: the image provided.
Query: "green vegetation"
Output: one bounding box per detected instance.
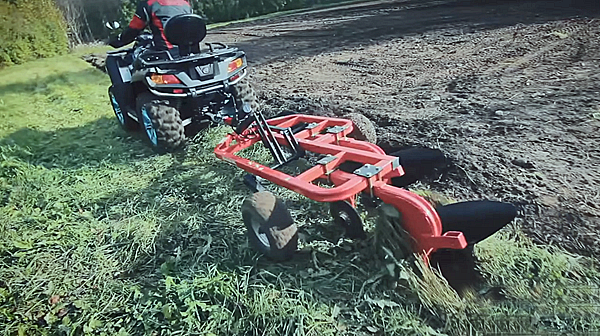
[1,54,600,335]
[0,0,68,66]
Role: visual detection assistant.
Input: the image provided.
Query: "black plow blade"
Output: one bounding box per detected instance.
[387,148,446,188]
[437,200,517,245]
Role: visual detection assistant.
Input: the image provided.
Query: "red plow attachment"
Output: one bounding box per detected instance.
[215,114,468,262]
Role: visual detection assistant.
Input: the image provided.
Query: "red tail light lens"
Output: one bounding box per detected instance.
[150,74,181,85]
[229,73,241,83]
[228,58,243,73]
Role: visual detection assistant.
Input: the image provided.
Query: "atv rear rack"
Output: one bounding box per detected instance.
[214,114,468,260]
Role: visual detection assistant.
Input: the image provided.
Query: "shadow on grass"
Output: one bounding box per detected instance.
[0,113,483,304]
[0,114,488,333]
[3,119,575,335]
[0,117,155,169]
[47,134,390,329]
[0,68,106,96]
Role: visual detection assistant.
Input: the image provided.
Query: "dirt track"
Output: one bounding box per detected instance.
[206,0,600,256]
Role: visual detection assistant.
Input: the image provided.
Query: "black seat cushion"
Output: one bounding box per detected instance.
[164,14,207,47]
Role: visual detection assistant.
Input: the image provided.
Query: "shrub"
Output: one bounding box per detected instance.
[0,0,68,66]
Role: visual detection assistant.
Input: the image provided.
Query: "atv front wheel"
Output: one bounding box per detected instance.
[241,191,298,261]
[136,93,185,153]
[343,113,377,144]
[109,86,138,131]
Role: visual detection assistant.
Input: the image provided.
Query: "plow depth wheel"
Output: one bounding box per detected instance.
[329,200,366,239]
[241,191,298,261]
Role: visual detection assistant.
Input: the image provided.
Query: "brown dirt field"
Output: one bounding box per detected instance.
[205,0,600,257]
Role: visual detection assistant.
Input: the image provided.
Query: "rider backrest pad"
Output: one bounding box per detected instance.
[164,14,207,55]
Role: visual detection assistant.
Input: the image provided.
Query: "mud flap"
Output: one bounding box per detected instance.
[110,83,135,113]
[105,55,132,85]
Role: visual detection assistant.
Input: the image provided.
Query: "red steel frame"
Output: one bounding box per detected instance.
[214,114,467,261]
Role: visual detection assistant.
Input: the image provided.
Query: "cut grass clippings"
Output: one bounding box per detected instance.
[0,52,599,336]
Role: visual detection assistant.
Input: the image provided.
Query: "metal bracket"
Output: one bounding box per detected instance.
[305,122,319,130]
[391,157,400,170]
[326,125,348,134]
[353,164,382,178]
[317,154,337,165]
[252,111,305,170]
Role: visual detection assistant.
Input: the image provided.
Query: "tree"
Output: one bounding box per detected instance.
[55,0,122,45]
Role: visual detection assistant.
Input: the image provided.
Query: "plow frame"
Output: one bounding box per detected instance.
[214,114,467,260]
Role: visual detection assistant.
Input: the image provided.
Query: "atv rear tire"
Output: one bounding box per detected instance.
[231,79,259,114]
[136,93,185,153]
[241,191,298,261]
[343,113,377,144]
[109,86,138,131]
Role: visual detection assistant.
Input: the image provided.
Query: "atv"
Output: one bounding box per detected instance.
[104,14,257,152]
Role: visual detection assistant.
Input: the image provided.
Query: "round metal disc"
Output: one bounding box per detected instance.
[329,200,366,239]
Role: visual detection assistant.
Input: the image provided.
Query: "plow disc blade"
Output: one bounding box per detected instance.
[437,200,517,244]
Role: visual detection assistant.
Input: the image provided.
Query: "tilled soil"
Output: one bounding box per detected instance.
[205,0,600,256]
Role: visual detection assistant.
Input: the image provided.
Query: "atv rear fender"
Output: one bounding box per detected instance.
[106,54,135,110]
[106,53,133,85]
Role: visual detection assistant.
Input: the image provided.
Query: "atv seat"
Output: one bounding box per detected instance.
[164,14,207,57]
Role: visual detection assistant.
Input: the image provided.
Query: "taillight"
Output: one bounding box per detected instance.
[150,74,181,85]
[228,58,243,73]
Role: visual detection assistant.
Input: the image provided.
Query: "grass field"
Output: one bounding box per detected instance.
[1,53,600,335]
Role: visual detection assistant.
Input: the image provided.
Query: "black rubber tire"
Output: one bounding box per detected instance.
[231,79,259,115]
[241,191,298,261]
[109,86,138,131]
[135,92,185,153]
[342,113,377,144]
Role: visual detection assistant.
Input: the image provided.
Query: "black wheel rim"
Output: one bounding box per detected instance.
[140,106,158,146]
[330,200,366,239]
[249,215,270,248]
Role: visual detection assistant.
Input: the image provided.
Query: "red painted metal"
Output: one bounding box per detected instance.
[214,114,467,261]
